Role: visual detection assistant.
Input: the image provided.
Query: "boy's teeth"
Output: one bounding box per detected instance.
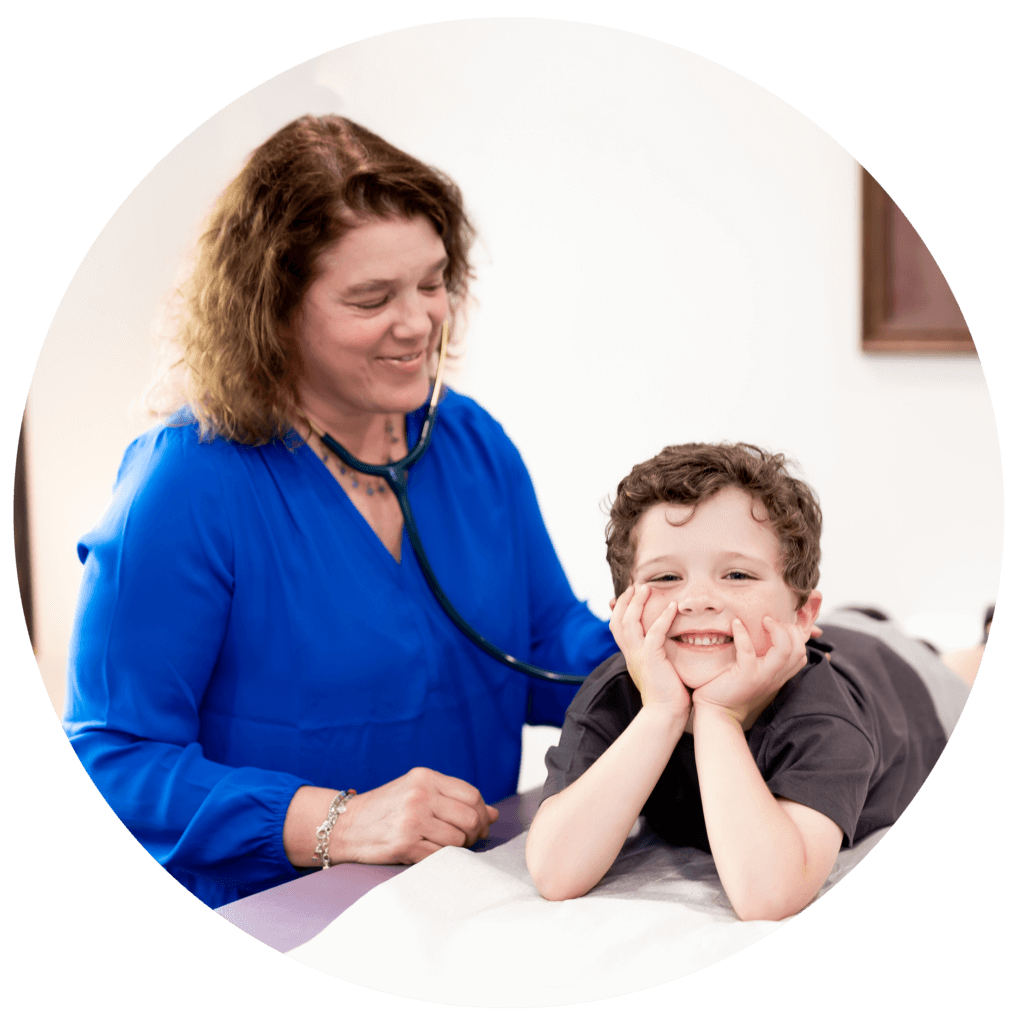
[677,635,732,646]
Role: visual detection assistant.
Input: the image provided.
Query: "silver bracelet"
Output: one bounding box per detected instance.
[313,789,356,869]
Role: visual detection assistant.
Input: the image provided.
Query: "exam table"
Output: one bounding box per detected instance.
[215,611,969,1006]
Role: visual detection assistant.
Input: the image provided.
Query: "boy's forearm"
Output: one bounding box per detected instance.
[692,705,828,921]
[526,706,686,901]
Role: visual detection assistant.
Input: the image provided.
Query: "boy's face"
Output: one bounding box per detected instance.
[631,486,822,689]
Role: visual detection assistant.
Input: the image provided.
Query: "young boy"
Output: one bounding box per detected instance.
[525,442,949,921]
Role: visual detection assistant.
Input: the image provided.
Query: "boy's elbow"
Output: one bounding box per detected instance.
[732,899,788,923]
[730,889,812,922]
[525,832,590,902]
[525,853,575,903]
[532,873,584,903]
[530,857,597,902]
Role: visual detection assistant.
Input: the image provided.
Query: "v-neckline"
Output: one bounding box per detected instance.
[294,404,427,570]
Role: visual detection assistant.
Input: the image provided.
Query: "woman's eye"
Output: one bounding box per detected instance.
[420,281,445,294]
[353,295,389,310]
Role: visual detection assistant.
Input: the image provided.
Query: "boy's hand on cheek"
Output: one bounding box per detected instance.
[610,585,692,724]
[690,616,808,725]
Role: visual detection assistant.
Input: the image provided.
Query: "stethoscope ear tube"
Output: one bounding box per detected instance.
[312,322,586,685]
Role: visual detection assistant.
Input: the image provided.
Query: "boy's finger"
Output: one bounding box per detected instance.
[762,616,794,655]
[609,585,632,632]
[621,583,648,633]
[763,617,807,677]
[646,601,678,647]
[612,585,647,653]
[759,616,792,663]
[732,617,756,669]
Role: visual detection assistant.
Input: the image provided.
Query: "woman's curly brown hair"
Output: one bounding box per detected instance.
[605,443,822,607]
[170,115,475,444]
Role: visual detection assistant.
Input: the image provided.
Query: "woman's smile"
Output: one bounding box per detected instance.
[377,348,428,371]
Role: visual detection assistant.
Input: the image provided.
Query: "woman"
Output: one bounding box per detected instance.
[64,115,618,908]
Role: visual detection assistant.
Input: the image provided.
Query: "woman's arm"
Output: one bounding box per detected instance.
[66,429,312,902]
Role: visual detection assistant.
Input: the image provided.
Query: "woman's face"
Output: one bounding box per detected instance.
[292,214,450,420]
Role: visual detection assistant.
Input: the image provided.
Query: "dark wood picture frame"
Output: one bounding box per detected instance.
[15,421,33,647]
[862,167,975,354]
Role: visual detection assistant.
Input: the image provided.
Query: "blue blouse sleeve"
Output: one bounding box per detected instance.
[64,427,311,902]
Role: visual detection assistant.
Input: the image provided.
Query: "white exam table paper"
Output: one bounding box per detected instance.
[288,823,888,1007]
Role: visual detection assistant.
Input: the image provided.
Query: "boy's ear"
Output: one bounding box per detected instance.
[795,590,823,639]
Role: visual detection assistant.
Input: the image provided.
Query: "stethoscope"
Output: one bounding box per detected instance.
[306,322,585,685]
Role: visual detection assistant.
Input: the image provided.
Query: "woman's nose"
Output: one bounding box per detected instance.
[392,291,436,339]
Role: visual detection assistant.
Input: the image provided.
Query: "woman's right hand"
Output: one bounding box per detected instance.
[284,769,498,869]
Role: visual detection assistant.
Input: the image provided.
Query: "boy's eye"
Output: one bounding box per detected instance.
[724,571,753,581]
[649,573,680,583]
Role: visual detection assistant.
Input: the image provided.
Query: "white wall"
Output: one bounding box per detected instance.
[26,20,1002,716]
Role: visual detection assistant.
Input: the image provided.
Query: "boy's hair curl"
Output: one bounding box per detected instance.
[605,442,822,606]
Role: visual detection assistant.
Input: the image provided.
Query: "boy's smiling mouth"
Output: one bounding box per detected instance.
[670,630,734,647]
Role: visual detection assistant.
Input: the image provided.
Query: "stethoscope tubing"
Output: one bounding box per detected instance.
[313,325,586,686]
[319,415,585,685]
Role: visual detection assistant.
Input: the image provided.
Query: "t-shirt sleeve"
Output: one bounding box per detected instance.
[759,713,876,847]
[64,427,312,902]
[540,656,635,803]
[750,643,937,850]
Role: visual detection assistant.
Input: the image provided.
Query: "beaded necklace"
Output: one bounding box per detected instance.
[314,416,403,497]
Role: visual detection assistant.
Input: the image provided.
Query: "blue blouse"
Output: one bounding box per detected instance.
[64,391,616,908]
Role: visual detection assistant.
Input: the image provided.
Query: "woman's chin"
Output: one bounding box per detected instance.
[394,374,433,412]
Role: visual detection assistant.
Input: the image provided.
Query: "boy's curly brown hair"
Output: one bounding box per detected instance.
[605,442,822,607]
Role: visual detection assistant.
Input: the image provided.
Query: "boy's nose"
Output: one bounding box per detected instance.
[677,580,723,613]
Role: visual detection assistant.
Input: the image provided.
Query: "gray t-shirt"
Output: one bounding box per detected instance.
[541,624,949,848]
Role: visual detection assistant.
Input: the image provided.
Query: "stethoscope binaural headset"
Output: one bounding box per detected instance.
[306,322,585,685]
